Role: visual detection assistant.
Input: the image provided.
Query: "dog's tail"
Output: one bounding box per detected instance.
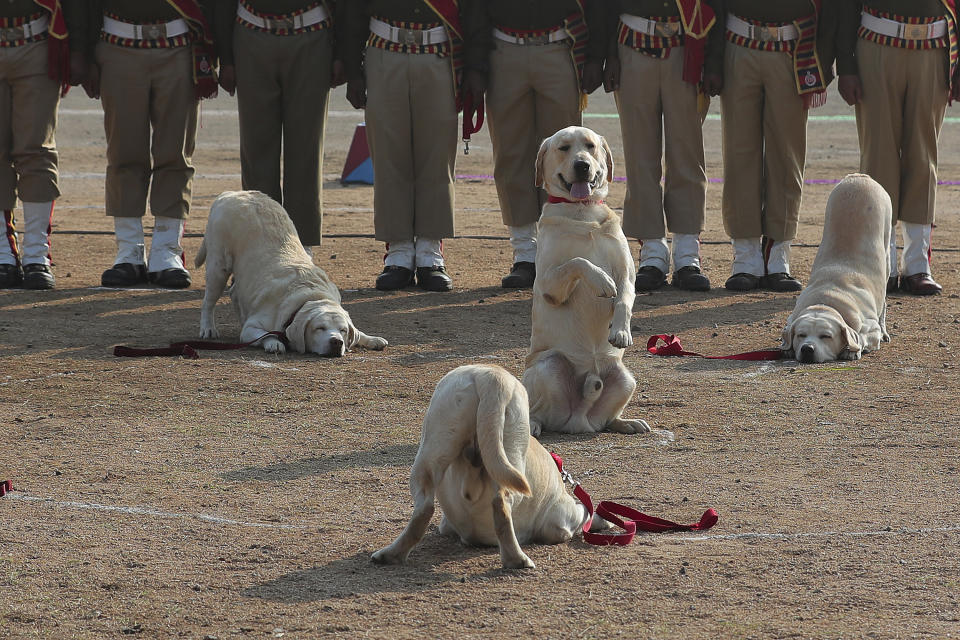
[475,372,532,497]
[194,237,207,268]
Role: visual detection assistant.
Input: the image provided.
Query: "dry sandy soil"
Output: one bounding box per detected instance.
[2,84,959,639]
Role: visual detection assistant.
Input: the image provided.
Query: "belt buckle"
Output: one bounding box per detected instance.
[901,23,929,40]
[527,33,549,45]
[655,22,679,38]
[759,26,781,41]
[269,16,295,31]
[143,23,167,39]
[400,28,418,46]
[0,26,24,42]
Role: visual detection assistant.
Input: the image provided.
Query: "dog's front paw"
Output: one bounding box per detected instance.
[881,331,891,343]
[839,349,862,361]
[366,336,388,351]
[608,328,632,349]
[594,271,617,298]
[501,552,535,570]
[199,324,219,339]
[606,418,651,434]
[371,547,404,565]
[262,336,287,354]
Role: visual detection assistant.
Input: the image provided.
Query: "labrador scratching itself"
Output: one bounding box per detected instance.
[781,174,891,363]
[522,126,649,436]
[196,191,387,356]
[372,365,606,569]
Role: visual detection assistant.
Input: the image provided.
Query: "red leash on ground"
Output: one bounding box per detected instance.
[647,334,783,361]
[551,453,718,546]
[0,480,11,497]
[113,332,287,359]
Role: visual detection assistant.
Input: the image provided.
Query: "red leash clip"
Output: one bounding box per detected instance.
[0,479,12,497]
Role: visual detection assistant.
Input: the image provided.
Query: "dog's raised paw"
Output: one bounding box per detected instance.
[608,329,632,349]
[594,271,617,298]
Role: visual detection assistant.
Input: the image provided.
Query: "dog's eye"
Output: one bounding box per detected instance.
[819,334,831,340]
[558,145,570,151]
[586,142,595,150]
[796,333,806,339]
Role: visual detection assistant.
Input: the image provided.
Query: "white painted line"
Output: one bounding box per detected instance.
[0,372,76,387]
[677,525,960,543]
[5,494,304,530]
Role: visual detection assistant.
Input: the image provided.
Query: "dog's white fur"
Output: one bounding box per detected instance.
[781,174,891,363]
[196,191,387,356]
[371,365,600,569]
[522,126,649,436]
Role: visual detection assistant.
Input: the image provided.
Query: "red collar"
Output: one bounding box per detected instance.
[547,195,603,205]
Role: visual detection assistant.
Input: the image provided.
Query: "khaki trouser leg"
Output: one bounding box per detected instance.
[409,51,457,240]
[488,41,580,227]
[856,39,947,225]
[0,69,16,210]
[281,29,333,245]
[148,47,198,220]
[235,25,283,212]
[5,41,60,206]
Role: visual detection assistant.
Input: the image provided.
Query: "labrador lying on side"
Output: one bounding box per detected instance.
[522,126,649,436]
[372,365,605,569]
[196,191,387,356]
[781,174,891,363]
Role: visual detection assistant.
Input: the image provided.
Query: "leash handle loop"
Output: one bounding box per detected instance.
[113,330,287,359]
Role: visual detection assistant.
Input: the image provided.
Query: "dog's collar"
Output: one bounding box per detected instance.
[547,195,603,205]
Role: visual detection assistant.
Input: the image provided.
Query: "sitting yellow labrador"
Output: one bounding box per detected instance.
[782,174,891,363]
[196,191,387,356]
[522,126,649,436]
[372,365,602,569]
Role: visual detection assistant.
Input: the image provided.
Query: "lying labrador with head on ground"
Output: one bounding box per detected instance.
[522,126,649,436]
[372,365,607,569]
[196,190,387,356]
[781,174,891,363]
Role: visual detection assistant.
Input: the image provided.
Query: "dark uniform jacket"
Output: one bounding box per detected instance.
[214,0,336,66]
[835,0,948,75]
[463,0,606,73]
[705,0,835,82]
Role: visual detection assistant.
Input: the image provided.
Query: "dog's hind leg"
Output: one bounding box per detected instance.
[199,255,230,339]
[492,490,535,569]
[522,352,584,434]
[879,303,890,342]
[371,461,437,565]
[587,364,649,434]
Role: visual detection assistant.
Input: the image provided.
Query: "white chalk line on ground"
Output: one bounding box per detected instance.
[4,494,304,530]
[0,372,77,387]
[6,492,959,544]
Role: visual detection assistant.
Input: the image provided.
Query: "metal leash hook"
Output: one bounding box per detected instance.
[462,138,470,155]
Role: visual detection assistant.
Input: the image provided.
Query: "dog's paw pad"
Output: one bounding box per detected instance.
[608,330,632,348]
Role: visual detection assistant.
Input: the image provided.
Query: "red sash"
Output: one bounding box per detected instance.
[941,0,960,101]
[675,0,716,85]
[32,0,69,94]
[165,0,218,99]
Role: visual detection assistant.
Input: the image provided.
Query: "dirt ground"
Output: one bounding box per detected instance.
[2,83,959,640]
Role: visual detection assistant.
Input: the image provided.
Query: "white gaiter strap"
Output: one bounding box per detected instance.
[509,223,538,264]
[21,201,53,265]
[147,216,185,272]
[731,237,764,276]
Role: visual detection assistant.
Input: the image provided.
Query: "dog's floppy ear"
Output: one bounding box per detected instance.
[346,322,359,349]
[780,320,795,352]
[534,136,551,188]
[284,308,310,354]
[841,322,862,356]
[599,135,614,184]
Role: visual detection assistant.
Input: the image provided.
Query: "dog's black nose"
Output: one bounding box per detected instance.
[573,159,591,178]
[799,344,815,363]
[325,336,344,357]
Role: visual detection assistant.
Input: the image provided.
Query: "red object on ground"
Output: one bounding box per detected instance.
[647,334,783,361]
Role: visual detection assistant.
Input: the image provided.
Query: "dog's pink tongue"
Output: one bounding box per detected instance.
[569,181,592,200]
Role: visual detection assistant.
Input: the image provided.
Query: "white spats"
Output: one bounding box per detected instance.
[384,240,415,270]
[639,237,669,272]
[147,216,186,272]
[0,210,17,265]
[764,239,792,275]
[113,216,146,266]
[414,237,444,268]
[672,233,701,270]
[509,222,537,264]
[902,222,933,277]
[21,201,54,266]
[731,237,764,276]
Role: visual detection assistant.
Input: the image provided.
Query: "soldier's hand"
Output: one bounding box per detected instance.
[331,60,346,88]
[464,70,486,101]
[703,73,723,97]
[69,51,87,86]
[838,75,862,106]
[346,77,367,109]
[602,57,620,93]
[82,62,101,99]
[219,64,236,96]
[582,61,603,94]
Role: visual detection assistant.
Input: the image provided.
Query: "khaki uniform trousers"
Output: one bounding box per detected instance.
[856,39,948,225]
[0,40,60,210]
[615,43,706,240]
[234,24,332,246]
[720,44,807,241]
[364,46,457,243]
[97,42,199,219]
[486,39,581,227]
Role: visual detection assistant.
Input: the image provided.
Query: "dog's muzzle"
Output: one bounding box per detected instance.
[798,344,816,363]
[322,336,345,358]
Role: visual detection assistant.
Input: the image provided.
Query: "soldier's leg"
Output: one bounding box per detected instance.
[0,56,20,286]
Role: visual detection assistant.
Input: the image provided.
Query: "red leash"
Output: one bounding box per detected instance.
[550,452,718,546]
[0,479,11,497]
[647,334,783,361]
[113,331,287,359]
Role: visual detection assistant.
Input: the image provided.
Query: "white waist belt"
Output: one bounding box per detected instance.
[620,13,683,38]
[0,14,48,42]
[102,16,190,40]
[369,17,447,45]
[492,27,568,45]
[860,11,947,40]
[726,14,799,42]
[237,3,329,31]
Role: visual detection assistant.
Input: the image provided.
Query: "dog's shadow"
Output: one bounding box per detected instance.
[220,443,419,482]
[243,538,524,602]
